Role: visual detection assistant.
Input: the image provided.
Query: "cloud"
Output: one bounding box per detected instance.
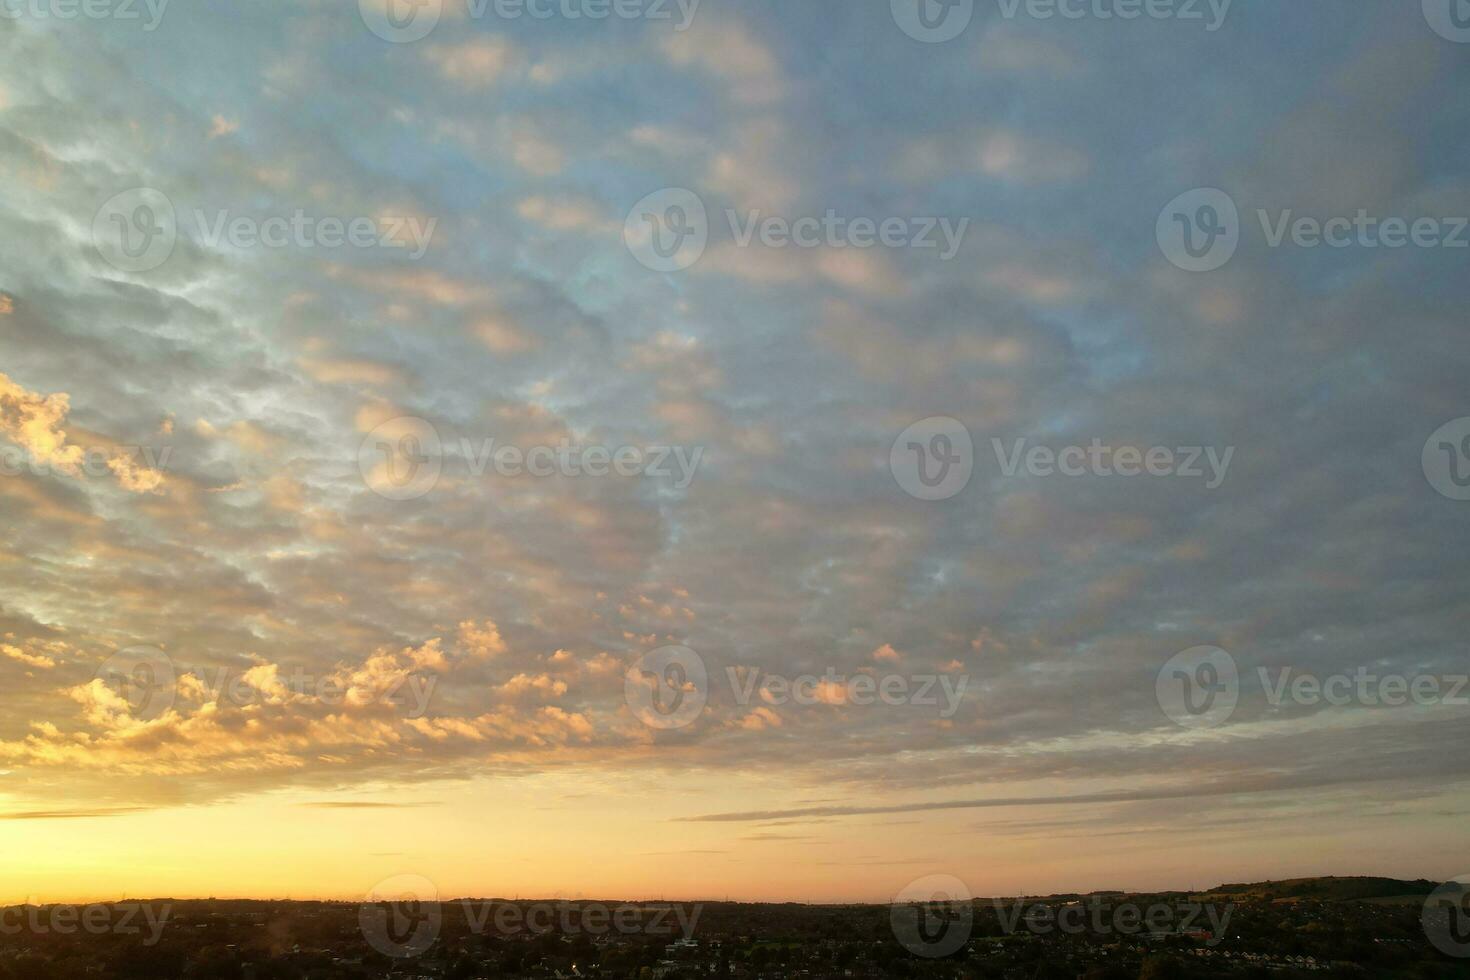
[326,265,493,307]
[0,807,152,820]
[470,314,542,354]
[680,776,1393,824]
[976,26,1081,76]
[517,195,608,233]
[426,36,523,87]
[660,17,784,106]
[698,242,903,295]
[208,115,239,139]
[0,373,86,476]
[511,125,565,175]
[0,373,165,493]
[458,620,507,659]
[0,624,594,782]
[896,129,1089,185]
[703,118,799,213]
[871,644,901,663]
[299,356,410,388]
[0,1,1466,895]
[2,644,56,670]
[497,672,569,700]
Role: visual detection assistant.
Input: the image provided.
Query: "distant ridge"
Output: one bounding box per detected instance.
[1192,875,1445,903]
[8,876,1463,907]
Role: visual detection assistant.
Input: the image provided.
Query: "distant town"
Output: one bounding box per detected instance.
[2,876,1467,979]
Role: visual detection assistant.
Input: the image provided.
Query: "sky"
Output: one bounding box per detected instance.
[1,0,1469,905]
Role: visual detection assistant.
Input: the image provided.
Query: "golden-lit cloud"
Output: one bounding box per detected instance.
[0,372,165,492]
[0,372,87,474]
[2,643,57,670]
[458,619,507,659]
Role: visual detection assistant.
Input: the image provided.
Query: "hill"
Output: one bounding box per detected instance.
[1192,875,1443,903]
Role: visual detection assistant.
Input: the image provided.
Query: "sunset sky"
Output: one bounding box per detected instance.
[2,1,1469,906]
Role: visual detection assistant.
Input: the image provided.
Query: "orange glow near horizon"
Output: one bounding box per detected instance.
[5,775,1467,905]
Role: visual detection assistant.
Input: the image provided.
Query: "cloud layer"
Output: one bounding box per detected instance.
[0,0,1467,897]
